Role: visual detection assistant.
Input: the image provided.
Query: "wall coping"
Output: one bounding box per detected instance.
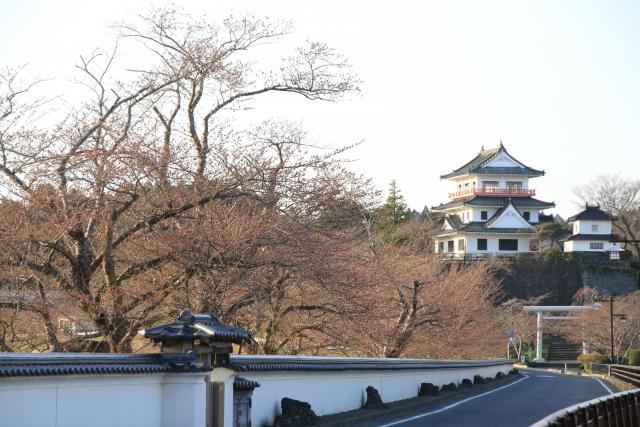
[227,355,512,372]
[0,352,210,378]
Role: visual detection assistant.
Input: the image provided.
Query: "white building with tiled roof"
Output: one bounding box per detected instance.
[563,205,619,255]
[432,143,555,256]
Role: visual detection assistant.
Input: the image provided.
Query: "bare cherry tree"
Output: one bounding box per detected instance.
[0,7,359,352]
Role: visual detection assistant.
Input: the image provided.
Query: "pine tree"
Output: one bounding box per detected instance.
[376,180,410,232]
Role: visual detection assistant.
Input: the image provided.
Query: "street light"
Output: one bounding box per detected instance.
[596,295,627,364]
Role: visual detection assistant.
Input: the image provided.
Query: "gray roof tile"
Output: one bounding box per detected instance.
[432,196,555,211]
[568,206,615,222]
[440,144,544,179]
[142,311,251,344]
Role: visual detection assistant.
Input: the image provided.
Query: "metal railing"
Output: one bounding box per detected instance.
[611,364,640,388]
[531,389,640,427]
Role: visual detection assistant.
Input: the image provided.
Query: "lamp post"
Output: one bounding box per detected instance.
[598,295,627,364]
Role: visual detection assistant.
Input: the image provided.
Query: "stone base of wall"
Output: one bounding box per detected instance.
[498,262,639,304]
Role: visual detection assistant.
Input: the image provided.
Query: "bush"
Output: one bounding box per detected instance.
[568,251,584,263]
[544,247,563,262]
[629,349,640,366]
[578,353,607,364]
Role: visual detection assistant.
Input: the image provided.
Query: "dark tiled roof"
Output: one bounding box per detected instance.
[459,222,534,234]
[445,214,463,229]
[433,221,534,236]
[234,376,261,390]
[227,355,512,372]
[431,198,470,211]
[142,311,251,344]
[568,206,615,222]
[440,144,544,179]
[471,166,545,176]
[432,196,555,211]
[564,234,619,241]
[0,352,208,378]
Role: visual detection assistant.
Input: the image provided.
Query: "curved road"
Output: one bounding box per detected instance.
[356,369,615,427]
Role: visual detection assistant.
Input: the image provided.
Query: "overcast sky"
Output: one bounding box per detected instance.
[3,0,640,217]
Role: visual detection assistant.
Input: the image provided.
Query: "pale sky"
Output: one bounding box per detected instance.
[2,0,640,217]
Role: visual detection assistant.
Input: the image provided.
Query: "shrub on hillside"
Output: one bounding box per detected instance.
[578,353,607,364]
[544,247,563,262]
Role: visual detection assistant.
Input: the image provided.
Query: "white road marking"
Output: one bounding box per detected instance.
[535,375,555,378]
[594,377,615,395]
[378,375,530,427]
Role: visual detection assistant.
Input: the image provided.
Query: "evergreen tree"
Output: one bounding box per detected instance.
[375,180,410,233]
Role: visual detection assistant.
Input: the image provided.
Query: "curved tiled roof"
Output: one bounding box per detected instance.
[234,376,261,390]
[568,206,615,222]
[564,234,619,241]
[432,196,555,212]
[0,352,208,378]
[440,144,544,179]
[227,355,512,372]
[142,311,251,344]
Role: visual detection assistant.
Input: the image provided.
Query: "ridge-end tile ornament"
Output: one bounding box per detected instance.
[141,311,252,366]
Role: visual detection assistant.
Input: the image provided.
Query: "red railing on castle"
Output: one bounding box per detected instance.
[448,188,536,199]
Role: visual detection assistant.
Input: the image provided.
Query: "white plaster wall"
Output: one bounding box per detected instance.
[477,177,530,190]
[434,236,466,254]
[470,207,498,222]
[484,153,522,168]
[438,236,531,254]
[0,373,207,427]
[575,220,612,235]
[469,207,537,223]
[570,240,608,252]
[466,236,531,254]
[564,241,574,252]
[238,364,512,427]
[487,205,531,229]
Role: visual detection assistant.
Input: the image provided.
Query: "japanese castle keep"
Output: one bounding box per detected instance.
[432,143,554,256]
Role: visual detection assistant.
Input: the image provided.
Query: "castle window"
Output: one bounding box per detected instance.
[483,181,499,191]
[447,241,454,252]
[481,211,488,220]
[499,239,518,251]
[458,239,465,251]
[438,242,444,253]
[590,242,604,250]
[506,181,522,191]
[477,239,487,250]
[592,224,599,232]
[523,211,530,221]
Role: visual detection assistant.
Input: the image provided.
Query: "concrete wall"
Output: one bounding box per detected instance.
[0,373,206,427]
[213,359,512,427]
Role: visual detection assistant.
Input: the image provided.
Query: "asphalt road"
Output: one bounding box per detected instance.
[356,369,615,427]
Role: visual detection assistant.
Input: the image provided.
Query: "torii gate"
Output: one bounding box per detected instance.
[523,305,600,362]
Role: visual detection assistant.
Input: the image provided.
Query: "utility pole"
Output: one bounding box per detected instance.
[610,295,615,364]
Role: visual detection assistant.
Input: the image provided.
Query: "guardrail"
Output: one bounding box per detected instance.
[531,389,640,427]
[611,364,640,388]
